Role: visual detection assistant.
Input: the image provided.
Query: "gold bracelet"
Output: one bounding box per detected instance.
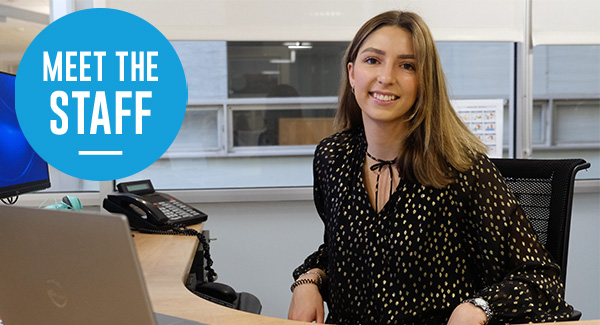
[290,278,319,292]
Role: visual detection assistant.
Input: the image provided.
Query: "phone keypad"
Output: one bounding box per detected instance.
[156,199,204,222]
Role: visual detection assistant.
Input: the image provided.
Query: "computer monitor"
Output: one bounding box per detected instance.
[0,71,51,199]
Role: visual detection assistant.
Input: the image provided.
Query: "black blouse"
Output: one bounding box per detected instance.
[293,128,574,324]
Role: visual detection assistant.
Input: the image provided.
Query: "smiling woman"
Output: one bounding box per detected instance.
[335,11,487,190]
[288,10,576,325]
[348,26,419,136]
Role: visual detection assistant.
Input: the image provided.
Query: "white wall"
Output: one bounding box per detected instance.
[193,189,600,320]
[565,192,600,319]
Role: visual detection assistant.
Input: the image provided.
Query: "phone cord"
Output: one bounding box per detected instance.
[138,226,218,282]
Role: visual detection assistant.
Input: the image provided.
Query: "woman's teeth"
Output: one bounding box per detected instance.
[371,93,397,101]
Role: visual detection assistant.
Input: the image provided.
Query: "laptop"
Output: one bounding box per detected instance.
[0,205,204,325]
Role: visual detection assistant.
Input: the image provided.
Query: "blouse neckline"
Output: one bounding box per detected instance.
[354,128,405,215]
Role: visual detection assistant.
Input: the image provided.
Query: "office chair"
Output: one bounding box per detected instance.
[491,158,590,321]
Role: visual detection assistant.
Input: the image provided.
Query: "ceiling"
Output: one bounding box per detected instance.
[0,0,49,72]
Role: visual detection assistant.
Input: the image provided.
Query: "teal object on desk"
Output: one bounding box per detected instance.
[44,195,82,211]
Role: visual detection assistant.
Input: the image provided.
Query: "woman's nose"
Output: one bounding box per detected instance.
[377,64,395,85]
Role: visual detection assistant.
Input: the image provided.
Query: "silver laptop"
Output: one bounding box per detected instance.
[0,205,204,325]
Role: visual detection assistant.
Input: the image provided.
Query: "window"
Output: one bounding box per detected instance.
[227,41,347,98]
[120,41,346,189]
[531,45,600,179]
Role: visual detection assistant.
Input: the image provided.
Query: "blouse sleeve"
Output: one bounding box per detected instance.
[292,142,331,297]
[462,156,574,324]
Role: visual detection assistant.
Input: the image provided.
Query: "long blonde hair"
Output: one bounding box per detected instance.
[334,10,488,188]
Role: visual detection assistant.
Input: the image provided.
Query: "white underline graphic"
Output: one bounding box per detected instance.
[78,151,123,156]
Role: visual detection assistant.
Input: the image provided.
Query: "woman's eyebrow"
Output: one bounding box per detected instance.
[360,47,385,55]
[359,47,415,59]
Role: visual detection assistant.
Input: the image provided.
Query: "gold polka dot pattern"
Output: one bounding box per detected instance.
[293,129,574,324]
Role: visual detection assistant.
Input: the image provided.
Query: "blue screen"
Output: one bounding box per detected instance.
[0,71,50,197]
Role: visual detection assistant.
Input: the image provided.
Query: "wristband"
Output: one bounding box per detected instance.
[301,270,323,286]
[290,278,320,293]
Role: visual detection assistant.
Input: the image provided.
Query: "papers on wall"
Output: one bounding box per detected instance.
[452,99,505,158]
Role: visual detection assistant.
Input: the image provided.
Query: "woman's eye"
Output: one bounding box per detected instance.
[401,63,415,70]
[365,57,378,64]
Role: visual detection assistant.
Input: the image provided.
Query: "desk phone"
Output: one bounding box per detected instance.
[103,179,207,230]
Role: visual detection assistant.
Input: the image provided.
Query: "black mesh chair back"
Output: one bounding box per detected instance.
[490,158,590,286]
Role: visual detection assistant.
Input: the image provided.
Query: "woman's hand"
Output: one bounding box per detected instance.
[447,302,488,325]
[288,282,325,323]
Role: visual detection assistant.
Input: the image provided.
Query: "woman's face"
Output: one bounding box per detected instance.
[348,25,419,130]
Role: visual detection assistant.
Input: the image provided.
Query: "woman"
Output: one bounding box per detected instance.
[288,10,574,325]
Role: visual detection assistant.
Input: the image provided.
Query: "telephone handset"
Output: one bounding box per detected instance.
[102,179,207,231]
[103,193,171,230]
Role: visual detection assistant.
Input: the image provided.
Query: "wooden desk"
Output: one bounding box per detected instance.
[134,226,600,325]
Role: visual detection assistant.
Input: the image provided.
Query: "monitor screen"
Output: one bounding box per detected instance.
[0,71,51,199]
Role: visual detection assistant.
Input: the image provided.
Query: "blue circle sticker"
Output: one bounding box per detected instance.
[16,8,187,181]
